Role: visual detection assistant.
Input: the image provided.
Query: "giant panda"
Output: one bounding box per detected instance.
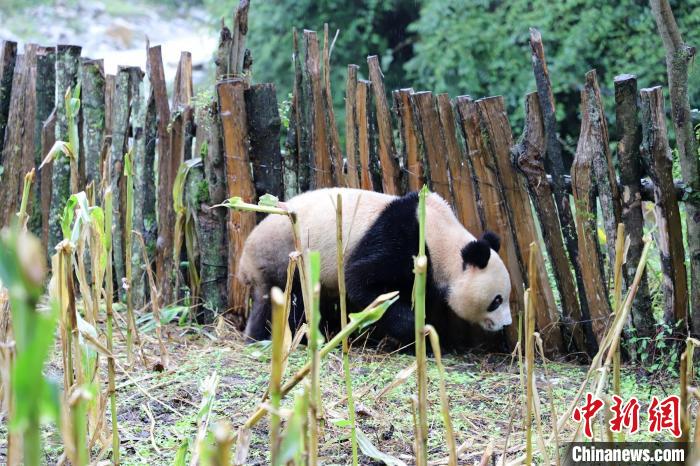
[238,187,512,348]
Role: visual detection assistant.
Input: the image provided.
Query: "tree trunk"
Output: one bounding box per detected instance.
[49,44,81,252]
[367,55,400,194]
[217,78,255,326]
[640,86,689,332]
[393,88,423,192]
[477,96,564,354]
[514,92,590,355]
[614,74,653,339]
[650,0,700,334]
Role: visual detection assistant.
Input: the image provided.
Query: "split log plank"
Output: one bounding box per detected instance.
[323,24,344,187]
[49,44,81,252]
[437,93,479,233]
[29,46,55,238]
[356,79,374,191]
[303,30,333,189]
[217,78,256,324]
[344,64,360,189]
[245,83,284,200]
[571,78,614,345]
[640,86,689,330]
[514,92,589,355]
[455,96,521,349]
[0,40,17,156]
[477,96,563,353]
[393,88,423,192]
[193,102,228,320]
[367,55,400,194]
[411,91,452,203]
[614,74,653,338]
[584,70,622,275]
[148,45,173,305]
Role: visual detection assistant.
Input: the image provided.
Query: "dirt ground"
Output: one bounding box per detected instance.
[0,315,685,465]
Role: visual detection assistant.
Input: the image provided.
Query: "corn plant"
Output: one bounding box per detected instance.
[0,226,58,466]
[335,193,358,465]
[104,188,120,464]
[412,185,429,466]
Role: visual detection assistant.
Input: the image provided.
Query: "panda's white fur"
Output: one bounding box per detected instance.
[238,187,512,341]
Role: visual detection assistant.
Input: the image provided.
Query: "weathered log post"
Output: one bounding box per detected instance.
[584,70,622,277]
[367,55,400,194]
[245,83,283,201]
[323,24,344,187]
[650,0,700,334]
[614,74,653,338]
[303,30,334,188]
[148,45,173,306]
[477,96,564,354]
[344,64,360,189]
[436,93,480,233]
[49,44,81,252]
[529,28,593,346]
[0,50,32,227]
[41,110,56,248]
[191,103,228,322]
[130,67,154,310]
[172,51,193,110]
[286,28,311,194]
[454,96,522,349]
[171,52,194,297]
[79,59,105,198]
[571,76,613,345]
[514,93,589,355]
[640,86,689,332]
[0,40,17,156]
[217,78,255,326]
[30,46,56,238]
[110,66,143,301]
[411,91,452,203]
[393,88,423,192]
[356,79,375,191]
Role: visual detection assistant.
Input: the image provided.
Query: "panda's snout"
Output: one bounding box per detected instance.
[480,306,512,331]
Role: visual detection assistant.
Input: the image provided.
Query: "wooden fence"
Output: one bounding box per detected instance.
[0,4,694,356]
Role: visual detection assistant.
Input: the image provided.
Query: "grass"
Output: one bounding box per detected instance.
[0,318,687,465]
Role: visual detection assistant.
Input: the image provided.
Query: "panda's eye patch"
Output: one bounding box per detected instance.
[487,295,503,312]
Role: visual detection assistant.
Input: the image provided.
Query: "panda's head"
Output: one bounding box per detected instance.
[447,231,512,332]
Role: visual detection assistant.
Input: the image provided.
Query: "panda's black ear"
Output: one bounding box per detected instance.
[481,230,500,252]
[461,240,491,269]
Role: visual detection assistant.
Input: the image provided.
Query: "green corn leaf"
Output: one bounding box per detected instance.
[349,295,399,331]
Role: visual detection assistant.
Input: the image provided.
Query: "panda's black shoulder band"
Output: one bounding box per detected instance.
[461,240,491,269]
[481,230,500,253]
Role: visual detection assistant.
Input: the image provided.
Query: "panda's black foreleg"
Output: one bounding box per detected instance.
[369,298,416,349]
[244,285,272,341]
